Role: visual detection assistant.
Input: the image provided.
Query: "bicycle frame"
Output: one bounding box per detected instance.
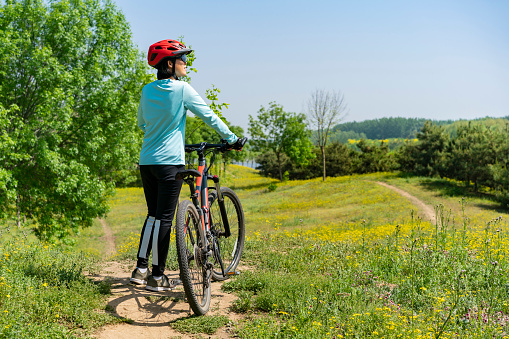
[182,143,232,264]
[176,140,246,315]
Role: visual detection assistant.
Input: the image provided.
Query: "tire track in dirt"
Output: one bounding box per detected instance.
[99,218,116,259]
[376,181,436,222]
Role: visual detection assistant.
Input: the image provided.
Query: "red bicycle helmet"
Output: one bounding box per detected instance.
[147,39,193,67]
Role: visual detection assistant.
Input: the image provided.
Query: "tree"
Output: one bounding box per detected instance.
[445,123,497,191]
[355,140,397,173]
[0,0,151,241]
[397,121,449,177]
[489,125,509,206]
[307,89,347,181]
[249,102,314,182]
[185,115,246,174]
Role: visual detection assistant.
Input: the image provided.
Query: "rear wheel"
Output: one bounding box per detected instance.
[208,187,245,281]
[175,199,211,315]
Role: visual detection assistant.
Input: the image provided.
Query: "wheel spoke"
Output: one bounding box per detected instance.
[176,200,211,315]
[208,189,245,281]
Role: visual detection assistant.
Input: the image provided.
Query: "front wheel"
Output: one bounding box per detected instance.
[175,199,211,315]
[208,187,245,281]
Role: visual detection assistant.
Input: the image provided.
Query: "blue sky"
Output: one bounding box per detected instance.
[117,0,509,131]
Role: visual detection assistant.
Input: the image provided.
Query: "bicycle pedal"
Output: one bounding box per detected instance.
[227,271,240,276]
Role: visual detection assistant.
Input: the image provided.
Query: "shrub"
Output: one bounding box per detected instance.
[267,183,277,192]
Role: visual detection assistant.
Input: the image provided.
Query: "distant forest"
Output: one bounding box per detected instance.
[328,116,509,140]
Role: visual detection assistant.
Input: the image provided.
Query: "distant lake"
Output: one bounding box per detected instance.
[232,160,259,169]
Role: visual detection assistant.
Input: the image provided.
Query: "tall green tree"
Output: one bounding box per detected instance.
[489,125,509,206]
[397,121,449,177]
[355,139,397,173]
[249,102,314,182]
[445,123,497,191]
[0,0,151,240]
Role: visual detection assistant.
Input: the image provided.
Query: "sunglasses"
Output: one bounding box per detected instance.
[177,54,187,64]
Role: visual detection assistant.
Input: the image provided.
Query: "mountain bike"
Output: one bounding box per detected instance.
[175,139,247,315]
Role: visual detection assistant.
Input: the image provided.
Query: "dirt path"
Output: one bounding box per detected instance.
[99,218,116,259]
[376,181,436,222]
[90,262,244,338]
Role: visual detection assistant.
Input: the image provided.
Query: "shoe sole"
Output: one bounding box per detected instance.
[145,285,174,292]
[130,278,147,285]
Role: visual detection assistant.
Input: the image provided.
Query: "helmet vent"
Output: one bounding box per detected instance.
[155,46,162,50]
[150,53,157,61]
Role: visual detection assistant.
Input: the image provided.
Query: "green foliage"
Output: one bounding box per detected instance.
[256,141,397,180]
[267,183,277,192]
[445,123,497,191]
[283,170,290,182]
[0,105,17,220]
[170,315,229,335]
[355,139,398,174]
[331,116,509,141]
[0,0,152,240]
[334,117,455,139]
[324,129,367,144]
[231,290,254,313]
[346,137,413,151]
[185,114,247,173]
[442,117,509,137]
[249,102,315,181]
[396,120,509,206]
[0,227,117,338]
[397,121,449,177]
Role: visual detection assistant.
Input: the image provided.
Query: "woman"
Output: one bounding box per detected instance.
[130,39,241,291]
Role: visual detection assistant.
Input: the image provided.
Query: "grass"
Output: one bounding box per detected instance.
[380,174,508,236]
[0,228,118,338]
[224,206,509,338]
[169,314,229,334]
[73,218,107,258]
[73,167,421,258]
[66,166,509,337]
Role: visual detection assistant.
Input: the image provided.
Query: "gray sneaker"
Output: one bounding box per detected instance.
[145,274,179,292]
[130,268,150,285]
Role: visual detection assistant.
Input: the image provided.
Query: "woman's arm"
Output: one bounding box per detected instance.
[183,83,237,143]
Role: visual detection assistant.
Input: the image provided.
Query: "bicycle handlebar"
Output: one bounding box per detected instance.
[185,138,247,153]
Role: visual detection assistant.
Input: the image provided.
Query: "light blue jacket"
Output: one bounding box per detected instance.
[137,79,237,165]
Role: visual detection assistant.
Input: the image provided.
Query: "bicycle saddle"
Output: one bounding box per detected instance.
[176,169,202,181]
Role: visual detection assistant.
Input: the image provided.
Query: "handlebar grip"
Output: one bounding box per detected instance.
[233,137,247,150]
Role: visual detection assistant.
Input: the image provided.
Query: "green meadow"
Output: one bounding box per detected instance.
[2,165,509,338]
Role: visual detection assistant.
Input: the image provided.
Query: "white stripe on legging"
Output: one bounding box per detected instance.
[152,219,161,266]
[138,216,155,259]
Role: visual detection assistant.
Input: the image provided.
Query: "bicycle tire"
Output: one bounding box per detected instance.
[208,187,245,281]
[175,199,211,315]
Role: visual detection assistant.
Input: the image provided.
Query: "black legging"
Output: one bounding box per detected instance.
[136,164,184,276]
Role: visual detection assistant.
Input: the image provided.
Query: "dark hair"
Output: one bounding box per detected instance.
[156,57,175,80]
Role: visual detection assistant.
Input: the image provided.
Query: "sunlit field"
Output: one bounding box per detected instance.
[76,166,429,258]
[79,165,509,259]
[71,165,509,338]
